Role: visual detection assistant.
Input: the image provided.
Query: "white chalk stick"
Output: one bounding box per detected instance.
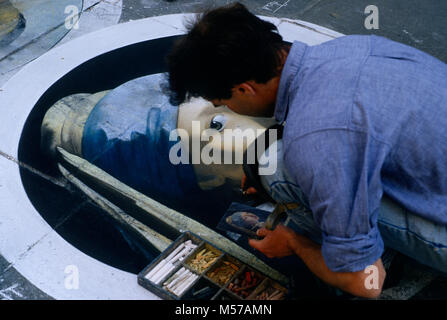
[175,274,198,296]
[150,262,174,283]
[145,258,167,279]
[170,246,193,264]
[165,268,188,289]
[169,270,191,292]
[165,243,185,261]
[170,271,192,292]
[154,264,176,285]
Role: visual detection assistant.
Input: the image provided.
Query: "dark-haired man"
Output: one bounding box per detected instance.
[167,3,447,298]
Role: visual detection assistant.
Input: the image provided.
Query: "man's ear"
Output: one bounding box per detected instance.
[234,82,256,96]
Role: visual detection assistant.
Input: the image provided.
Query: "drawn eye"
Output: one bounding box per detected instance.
[210,114,227,132]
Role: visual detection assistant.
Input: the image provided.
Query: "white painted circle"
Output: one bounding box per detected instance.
[0,14,342,299]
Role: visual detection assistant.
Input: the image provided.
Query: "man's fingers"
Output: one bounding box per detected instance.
[248,238,266,253]
[245,187,258,195]
[241,175,258,194]
[249,228,269,250]
[256,228,270,237]
[248,238,261,250]
[248,238,274,258]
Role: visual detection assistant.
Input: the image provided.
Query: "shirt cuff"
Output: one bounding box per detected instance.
[321,228,384,272]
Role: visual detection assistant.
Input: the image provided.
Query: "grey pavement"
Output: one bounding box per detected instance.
[121,0,447,63]
[0,255,51,300]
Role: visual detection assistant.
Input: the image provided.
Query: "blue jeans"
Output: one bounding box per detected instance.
[259,140,447,273]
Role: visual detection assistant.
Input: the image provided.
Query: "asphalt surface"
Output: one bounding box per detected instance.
[121,0,447,63]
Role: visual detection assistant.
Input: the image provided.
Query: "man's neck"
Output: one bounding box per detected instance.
[279,44,291,71]
[268,45,291,116]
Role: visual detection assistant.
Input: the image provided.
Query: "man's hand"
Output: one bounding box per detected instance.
[248,225,297,258]
[241,174,258,195]
[249,224,386,298]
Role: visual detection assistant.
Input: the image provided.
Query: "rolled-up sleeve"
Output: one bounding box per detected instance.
[283,129,387,272]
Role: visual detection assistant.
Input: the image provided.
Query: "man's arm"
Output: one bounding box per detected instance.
[249,225,386,299]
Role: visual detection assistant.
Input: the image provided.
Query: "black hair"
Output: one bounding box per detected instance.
[166,2,287,105]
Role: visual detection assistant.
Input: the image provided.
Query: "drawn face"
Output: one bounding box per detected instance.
[240,212,261,227]
[177,97,277,191]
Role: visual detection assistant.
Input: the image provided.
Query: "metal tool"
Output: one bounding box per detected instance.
[265,203,301,230]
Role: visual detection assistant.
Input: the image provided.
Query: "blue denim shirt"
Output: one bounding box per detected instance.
[275,35,447,272]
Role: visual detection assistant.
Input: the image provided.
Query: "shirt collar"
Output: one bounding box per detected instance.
[274,41,308,124]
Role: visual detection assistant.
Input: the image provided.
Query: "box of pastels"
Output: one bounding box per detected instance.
[137,232,288,300]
